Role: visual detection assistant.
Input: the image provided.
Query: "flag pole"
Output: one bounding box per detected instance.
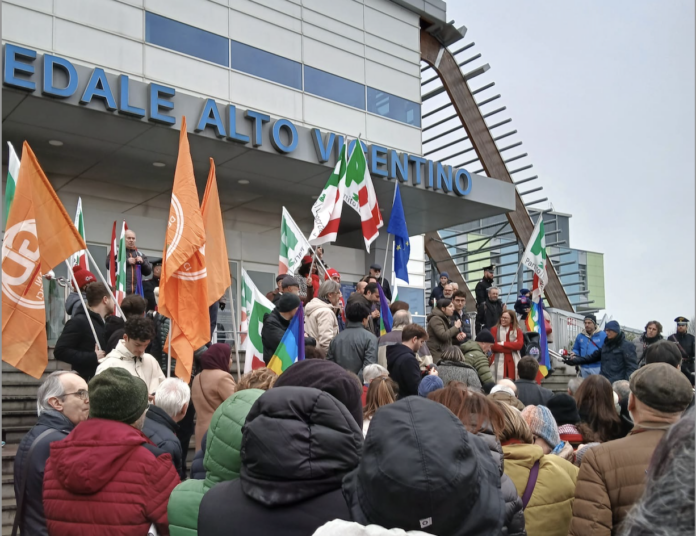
[65,260,101,350]
[380,181,398,290]
[84,248,124,318]
[167,318,172,378]
[228,286,241,382]
[503,260,523,306]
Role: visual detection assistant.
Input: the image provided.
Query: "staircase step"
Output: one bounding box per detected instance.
[2,479,14,500]
[2,411,39,428]
[2,427,32,445]
[2,499,16,527]
[2,396,37,412]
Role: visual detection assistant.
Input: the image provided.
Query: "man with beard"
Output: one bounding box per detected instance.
[475,265,495,307]
[668,316,695,385]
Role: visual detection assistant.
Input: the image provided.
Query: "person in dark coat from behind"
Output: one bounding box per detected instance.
[514,356,554,406]
[341,396,505,536]
[261,293,300,364]
[198,386,363,536]
[386,323,435,398]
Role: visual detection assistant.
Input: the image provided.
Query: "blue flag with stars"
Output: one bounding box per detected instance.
[387,183,410,283]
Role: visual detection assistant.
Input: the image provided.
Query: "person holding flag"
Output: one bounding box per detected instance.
[267,302,306,375]
[241,269,276,373]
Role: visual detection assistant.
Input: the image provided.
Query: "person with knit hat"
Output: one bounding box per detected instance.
[428,272,450,308]
[546,393,584,448]
[569,363,694,536]
[521,405,575,462]
[261,293,301,365]
[570,314,606,377]
[64,265,98,316]
[43,368,180,536]
[564,319,638,384]
[418,374,443,397]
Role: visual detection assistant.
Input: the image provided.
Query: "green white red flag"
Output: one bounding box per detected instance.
[70,197,88,270]
[344,139,383,252]
[3,141,20,229]
[241,268,275,373]
[279,207,311,275]
[309,144,347,245]
[114,221,128,305]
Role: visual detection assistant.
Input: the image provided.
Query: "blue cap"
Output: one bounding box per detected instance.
[439,272,449,279]
[605,320,621,333]
[520,288,530,295]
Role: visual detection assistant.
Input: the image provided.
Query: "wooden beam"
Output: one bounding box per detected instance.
[420,30,573,311]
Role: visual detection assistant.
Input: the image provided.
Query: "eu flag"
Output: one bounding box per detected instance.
[387,183,410,283]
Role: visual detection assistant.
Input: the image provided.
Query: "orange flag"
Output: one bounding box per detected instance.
[159,118,210,382]
[2,142,87,378]
[201,158,231,306]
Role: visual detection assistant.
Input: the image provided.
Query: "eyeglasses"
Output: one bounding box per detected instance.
[59,390,89,401]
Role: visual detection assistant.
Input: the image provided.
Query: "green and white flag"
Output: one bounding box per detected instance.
[114,221,128,305]
[279,207,311,276]
[4,141,20,229]
[309,144,347,245]
[241,268,276,373]
[70,197,88,270]
[520,218,548,300]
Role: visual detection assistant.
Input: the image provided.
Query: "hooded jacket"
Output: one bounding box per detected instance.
[198,387,362,536]
[386,343,422,398]
[14,411,75,536]
[43,418,180,536]
[437,360,483,391]
[461,340,494,386]
[426,308,459,363]
[64,291,85,316]
[261,309,291,364]
[502,443,579,536]
[53,307,106,381]
[378,327,433,370]
[327,321,379,379]
[168,389,263,536]
[96,339,166,394]
[567,332,638,384]
[142,405,183,479]
[305,298,339,351]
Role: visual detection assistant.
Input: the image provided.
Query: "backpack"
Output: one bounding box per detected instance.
[522,332,541,362]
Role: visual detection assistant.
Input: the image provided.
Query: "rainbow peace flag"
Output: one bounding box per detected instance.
[268,303,305,375]
[526,298,550,382]
[377,283,393,336]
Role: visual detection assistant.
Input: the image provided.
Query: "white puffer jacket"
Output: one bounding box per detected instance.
[305,298,339,352]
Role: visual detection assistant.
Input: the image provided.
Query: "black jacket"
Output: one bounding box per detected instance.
[143,276,159,312]
[198,387,362,536]
[261,309,290,365]
[451,309,472,342]
[475,278,493,306]
[190,431,207,480]
[377,276,392,302]
[476,299,504,332]
[567,332,639,384]
[428,282,446,307]
[669,332,695,361]
[53,308,106,381]
[386,344,422,398]
[142,405,183,479]
[514,379,554,407]
[105,248,152,295]
[14,411,75,536]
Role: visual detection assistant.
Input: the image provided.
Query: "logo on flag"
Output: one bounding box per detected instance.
[241,269,275,373]
[279,208,311,275]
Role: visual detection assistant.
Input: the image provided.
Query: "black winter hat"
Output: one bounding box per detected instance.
[274,359,363,427]
[476,330,495,344]
[88,367,149,424]
[342,397,504,536]
[277,292,301,313]
[546,394,580,426]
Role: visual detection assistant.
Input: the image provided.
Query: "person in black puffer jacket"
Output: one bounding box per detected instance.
[428,383,526,536]
[198,386,362,536]
[261,294,301,364]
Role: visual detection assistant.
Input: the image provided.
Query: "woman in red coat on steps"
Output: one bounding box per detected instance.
[490,310,525,381]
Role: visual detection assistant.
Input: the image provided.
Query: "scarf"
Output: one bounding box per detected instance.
[641,333,662,345]
[494,325,518,379]
[199,343,231,372]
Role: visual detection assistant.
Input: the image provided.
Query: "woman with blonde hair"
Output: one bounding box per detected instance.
[362,376,397,437]
[491,310,525,381]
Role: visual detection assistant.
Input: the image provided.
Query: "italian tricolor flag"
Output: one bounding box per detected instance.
[4,142,20,229]
[114,221,128,305]
[279,207,311,275]
[241,268,275,373]
[344,139,383,252]
[309,144,347,245]
[70,197,88,270]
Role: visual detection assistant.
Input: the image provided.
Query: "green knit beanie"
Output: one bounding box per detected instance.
[88,368,149,424]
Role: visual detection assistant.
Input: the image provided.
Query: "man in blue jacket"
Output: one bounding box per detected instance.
[571,314,607,377]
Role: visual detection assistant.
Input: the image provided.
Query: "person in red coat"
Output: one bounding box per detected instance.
[43,368,180,536]
[490,310,525,381]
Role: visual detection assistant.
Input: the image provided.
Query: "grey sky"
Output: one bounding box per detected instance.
[445,0,695,331]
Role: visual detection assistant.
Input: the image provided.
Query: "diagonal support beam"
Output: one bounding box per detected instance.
[420,29,572,311]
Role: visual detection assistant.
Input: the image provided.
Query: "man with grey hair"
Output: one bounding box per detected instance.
[567,376,584,397]
[143,378,190,478]
[305,280,342,351]
[488,378,525,410]
[476,285,505,332]
[13,370,89,536]
[377,309,433,370]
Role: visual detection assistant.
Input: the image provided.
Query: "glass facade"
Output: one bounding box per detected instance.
[367,87,421,127]
[230,40,302,90]
[304,66,366,110]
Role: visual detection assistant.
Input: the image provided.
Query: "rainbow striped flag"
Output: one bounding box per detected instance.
[526,298,550,382]
[377,283,393,336]
[268,302,305,375]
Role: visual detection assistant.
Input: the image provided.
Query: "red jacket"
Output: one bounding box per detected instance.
[43,418,180,536]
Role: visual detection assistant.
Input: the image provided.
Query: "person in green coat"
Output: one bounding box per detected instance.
[167,389,264,536]
[461,331,496,392]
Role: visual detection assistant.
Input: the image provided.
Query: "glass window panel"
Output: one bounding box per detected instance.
[399,287,426,319]
[214,261,238,345]
[247,269,275,297]
[230,40,302,89]
[146,12,229,67]
[304,66,366,109]
[367,87,421,127]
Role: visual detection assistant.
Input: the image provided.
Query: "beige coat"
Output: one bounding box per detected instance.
[191,369,236,450]
[304,298,339,352]
[96,339,165,394]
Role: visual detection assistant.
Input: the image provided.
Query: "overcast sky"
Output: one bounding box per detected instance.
[445,1,695,332]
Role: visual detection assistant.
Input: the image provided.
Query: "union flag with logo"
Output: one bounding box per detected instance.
[2,142,86,378]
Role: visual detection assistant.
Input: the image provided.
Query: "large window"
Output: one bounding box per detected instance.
[398,287,426,327]
[367,87,421,127]
[304,66,366,110]
[230,40,302,90]
[146,12,229,67]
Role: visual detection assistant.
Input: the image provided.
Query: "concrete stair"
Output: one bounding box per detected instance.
[541,355,579,394]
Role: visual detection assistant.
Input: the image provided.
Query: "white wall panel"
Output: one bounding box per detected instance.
[366,114,421,154]
[229,70,303,121]
[237,0,301,18]
[55,0,143,40]
[145,45,229,100]
[364,0,419,26]
[303,38,365,84]
[364,6,418,51]
[3,0,52,14]
[366,46,420,77]
[229,0,301,33]
[229,10,301,61]
[145,0,228,37]
[55,19,144,74]
[365,33,420,65]
[304,95,366,139]
[366,60,420,102]
[302,23,364,58]
[302,0,363,29]
[302,9,364,45]
[2,4,53,52]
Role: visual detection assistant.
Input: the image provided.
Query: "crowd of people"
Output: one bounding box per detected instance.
[12,242,696,536]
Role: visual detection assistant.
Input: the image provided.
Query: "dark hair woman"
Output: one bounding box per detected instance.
[426,298,460,364]
[635,320,664,367]
[574,374,622,444]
